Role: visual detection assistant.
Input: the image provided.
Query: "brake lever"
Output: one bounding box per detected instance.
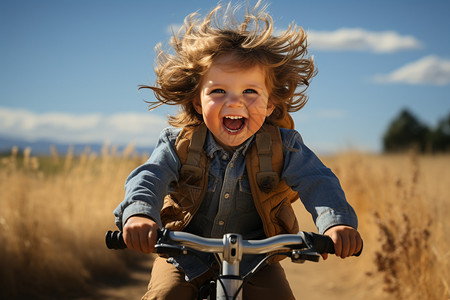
[155,243,191,257]
[289,249,321,263]
[154,228,196,258]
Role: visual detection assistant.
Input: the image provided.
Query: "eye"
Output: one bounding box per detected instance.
[243,89,258,94]
[210,89,226,94]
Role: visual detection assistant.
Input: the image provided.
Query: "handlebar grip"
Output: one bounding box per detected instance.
[303,232,363,257]
[105,230,127,249]
[304,232,335,254]
[105,229,164,250]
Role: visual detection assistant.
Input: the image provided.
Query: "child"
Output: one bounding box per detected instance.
[114,2,362,299]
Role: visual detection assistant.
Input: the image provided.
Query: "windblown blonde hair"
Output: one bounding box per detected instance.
[140,1,316,127]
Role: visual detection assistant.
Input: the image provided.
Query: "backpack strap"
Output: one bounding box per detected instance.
[255,110,293,193]
[179,124,207,183]
[255,126,280,193]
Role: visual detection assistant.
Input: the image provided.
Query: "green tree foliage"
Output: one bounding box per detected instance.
[429,113,450,152]
[383,109,450,153]
[383,109,429,152]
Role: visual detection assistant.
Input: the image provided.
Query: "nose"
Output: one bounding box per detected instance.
[225,92,243,107]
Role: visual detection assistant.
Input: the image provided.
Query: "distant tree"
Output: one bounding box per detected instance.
[383,109,430,153]
[430,112,450,152]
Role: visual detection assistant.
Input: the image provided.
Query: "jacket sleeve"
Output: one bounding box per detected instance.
[113,127,181,230]
[280,129,358,234]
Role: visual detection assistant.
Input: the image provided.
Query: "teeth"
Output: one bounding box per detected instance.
[224,116,243,119]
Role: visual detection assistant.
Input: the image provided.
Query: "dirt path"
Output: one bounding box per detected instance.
[93,260,153,300]
[282,252,386,300]
[281,206,387,300]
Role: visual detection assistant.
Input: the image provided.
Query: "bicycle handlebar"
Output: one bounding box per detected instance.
[105,230,127,250]
[106,229,361,300]
[105,229,353,256]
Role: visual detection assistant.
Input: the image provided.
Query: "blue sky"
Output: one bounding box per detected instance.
[1,0,450,154]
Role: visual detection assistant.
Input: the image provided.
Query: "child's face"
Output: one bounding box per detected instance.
[194,55,275,150]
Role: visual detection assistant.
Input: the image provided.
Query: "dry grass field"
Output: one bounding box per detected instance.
[0,145,149,299]
[284,152,450,300]
[0,146,449,299]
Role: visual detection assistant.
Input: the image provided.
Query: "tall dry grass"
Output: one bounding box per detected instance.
[326,151,450,299]
[1,146,449,299]
[0,144,148,299]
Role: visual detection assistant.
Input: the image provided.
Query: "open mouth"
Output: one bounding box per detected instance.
[223,115,246,133]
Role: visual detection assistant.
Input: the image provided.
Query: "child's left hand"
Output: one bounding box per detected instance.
[322,225,362,260]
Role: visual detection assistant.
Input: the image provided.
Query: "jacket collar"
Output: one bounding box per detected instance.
[204,129,255,159]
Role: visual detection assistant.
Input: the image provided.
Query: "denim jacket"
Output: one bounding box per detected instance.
[114,126,358,280]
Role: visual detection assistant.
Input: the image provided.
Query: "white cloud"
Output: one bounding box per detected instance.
[0,107,168,147]
[373,55,450,85]
[307,28,423,53]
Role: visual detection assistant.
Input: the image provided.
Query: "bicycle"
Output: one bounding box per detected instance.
[106,228,361,300]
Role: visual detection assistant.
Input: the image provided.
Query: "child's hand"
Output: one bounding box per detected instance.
[322,225,362,260]
[123,215,159,254]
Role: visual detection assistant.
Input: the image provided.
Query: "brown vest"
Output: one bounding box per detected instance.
[160,123,300,239]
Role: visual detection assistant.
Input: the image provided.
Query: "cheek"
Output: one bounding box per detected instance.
[206,99,225,115]
[247,112,266,132]
[200,102,222,127]
[250,100,272,117]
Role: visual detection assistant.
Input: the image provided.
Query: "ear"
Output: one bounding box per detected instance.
[266,101,276,117]
[193,97,202,114]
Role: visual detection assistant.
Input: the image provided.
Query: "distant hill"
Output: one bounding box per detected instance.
[0,135,153,156]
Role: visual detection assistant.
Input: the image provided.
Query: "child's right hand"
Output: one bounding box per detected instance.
[123,215,159,254]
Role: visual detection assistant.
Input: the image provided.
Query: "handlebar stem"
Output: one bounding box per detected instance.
[223,234,243,265]
[221,234,244,300]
